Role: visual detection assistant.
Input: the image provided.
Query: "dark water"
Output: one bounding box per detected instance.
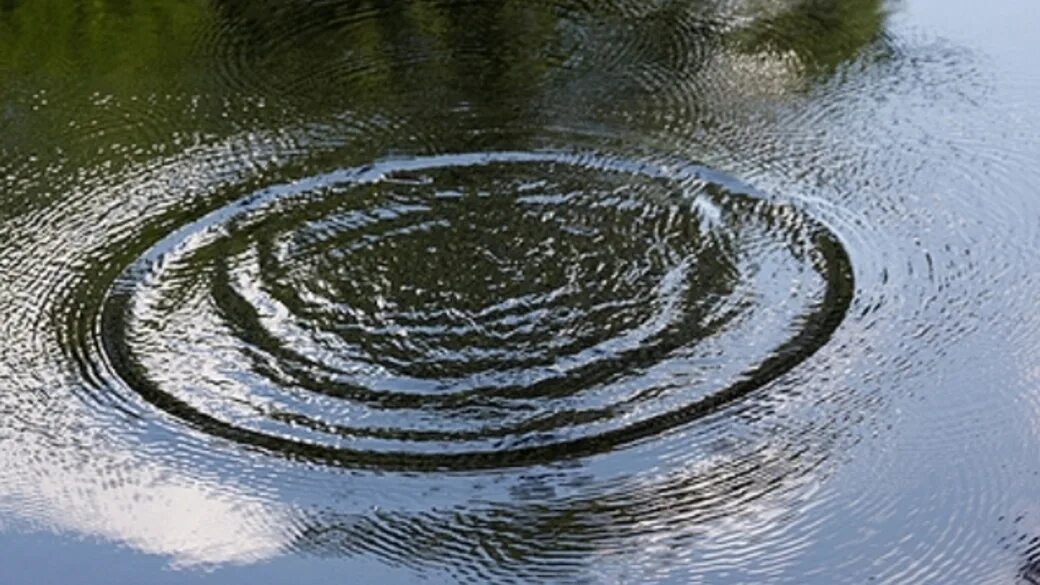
[1,0,1039,583]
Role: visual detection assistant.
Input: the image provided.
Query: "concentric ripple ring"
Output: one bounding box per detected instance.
[95,151,853,471]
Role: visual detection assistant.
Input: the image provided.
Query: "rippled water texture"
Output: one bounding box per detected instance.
[2,0,1040,583]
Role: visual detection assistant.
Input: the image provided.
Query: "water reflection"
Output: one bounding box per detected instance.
[1,0,1038,583]
[0,441,286,566]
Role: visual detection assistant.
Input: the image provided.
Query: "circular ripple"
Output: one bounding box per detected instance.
[97,151,852,470]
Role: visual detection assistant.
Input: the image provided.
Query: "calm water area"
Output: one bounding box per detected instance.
[1,0,1039,583]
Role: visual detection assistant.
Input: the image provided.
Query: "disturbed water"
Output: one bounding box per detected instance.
[1,0,1040,583]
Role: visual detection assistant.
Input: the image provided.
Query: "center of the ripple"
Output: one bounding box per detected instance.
[247,160,724,382]
[98,151,852,470]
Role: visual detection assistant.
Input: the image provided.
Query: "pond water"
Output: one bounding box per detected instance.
[1,0,1039,583]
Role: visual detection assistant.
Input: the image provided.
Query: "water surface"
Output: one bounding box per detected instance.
[1,0,1039,583]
